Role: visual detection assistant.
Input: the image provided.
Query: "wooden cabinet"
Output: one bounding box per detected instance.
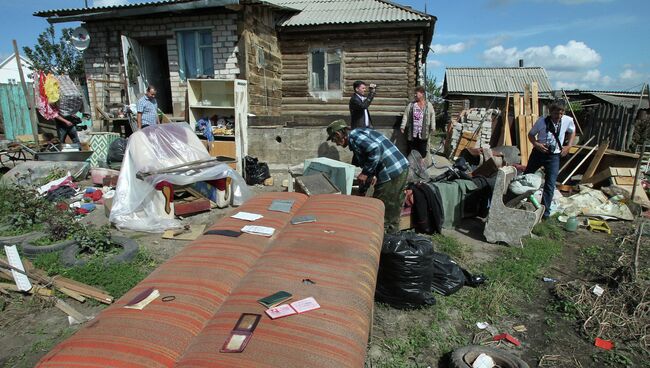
[187,79,248,172]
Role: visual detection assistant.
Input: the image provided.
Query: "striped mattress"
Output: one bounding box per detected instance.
[37,193,385,368]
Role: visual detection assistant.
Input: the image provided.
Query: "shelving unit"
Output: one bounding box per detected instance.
[187,79,248,172]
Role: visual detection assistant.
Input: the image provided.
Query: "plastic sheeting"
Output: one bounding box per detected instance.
[109,123,251,232]
[554,185,634,221]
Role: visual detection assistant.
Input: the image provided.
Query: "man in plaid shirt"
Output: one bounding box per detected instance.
[326,119,408,233]
[136,85,159,129]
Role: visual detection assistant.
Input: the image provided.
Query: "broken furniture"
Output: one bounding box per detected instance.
[110,123,250,232]
[484,166,544,247]
[304,157,356,195]
[295,172,342,196]
[188,79,248,173]
[37,193,385,368]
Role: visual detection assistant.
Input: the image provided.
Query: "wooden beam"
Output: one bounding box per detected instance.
[54,298,88,323]
[562,145,599,185]
[581,140,609,183]
[561,89,583,135]
[498,93,511,146]
[558,135,596,176]
[12,39,39,144]
[513,93,521,118]
[523,84,531,116]
[531,82,539,116]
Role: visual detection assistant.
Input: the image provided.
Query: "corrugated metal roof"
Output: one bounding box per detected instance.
[267,0,433,26]
[444,67,553,94]
[34,0,192,17]
[590,93,649,109]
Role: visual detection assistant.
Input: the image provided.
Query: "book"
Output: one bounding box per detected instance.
[258,291,292,308]
[124,288,160,310]
[241,225,275,237]
[264,297,320,319]
[291,215,316,225]
[231,212,263,221]
[268,199,295,213]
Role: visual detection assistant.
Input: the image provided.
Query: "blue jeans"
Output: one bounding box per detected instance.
[524,148,560,218]
[56,121,80,144]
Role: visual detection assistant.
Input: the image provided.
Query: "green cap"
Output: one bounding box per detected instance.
[326,119,349,141]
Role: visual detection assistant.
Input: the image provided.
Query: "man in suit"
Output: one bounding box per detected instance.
[349,80,376,129]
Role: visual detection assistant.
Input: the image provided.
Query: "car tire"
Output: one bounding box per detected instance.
[0,231,44,247]
[449,345,530,368]
[21,237,77,258]
[61,236,139,267]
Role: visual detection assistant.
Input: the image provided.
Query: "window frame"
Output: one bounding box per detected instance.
[308,47,342,92]
[176,28,214,81]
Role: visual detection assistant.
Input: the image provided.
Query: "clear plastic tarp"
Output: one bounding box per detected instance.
[110,123,251,232]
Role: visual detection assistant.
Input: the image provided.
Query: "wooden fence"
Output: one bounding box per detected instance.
[0,83,34,140]
[584,103,637,151]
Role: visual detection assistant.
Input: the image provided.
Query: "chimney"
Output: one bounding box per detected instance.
[519,59,524,67]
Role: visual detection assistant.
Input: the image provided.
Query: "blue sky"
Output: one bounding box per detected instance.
[1,0,648,91]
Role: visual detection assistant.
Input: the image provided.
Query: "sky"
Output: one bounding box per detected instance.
[1,0,648,91]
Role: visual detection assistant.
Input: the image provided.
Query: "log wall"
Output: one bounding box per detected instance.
[278,29,424,124]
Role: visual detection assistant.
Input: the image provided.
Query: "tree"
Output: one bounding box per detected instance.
[22,25,85,82]
[425,74,442,101]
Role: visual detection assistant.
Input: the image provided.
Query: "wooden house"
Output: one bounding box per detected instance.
[35,0,436,127]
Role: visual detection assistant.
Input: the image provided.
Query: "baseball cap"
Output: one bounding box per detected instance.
[326,119,349,141]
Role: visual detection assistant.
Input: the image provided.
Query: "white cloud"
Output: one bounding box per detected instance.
[482,40,601,71]
[427,59,443,68]
[93,0,129,6]
[619,68,642,80]
[431,42,469,55]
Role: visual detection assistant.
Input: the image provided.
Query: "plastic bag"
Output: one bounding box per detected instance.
[431,252,466,296]
[407,150,429,183]
[44,73,60,103]
[375,232,436,309]
[110,123,251,232]
[244,156,270,185]
[107,138,127,164]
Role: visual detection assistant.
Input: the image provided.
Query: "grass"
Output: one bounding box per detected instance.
[2,328,75,368]
[369,227,564,367]
[33,249,158,298]
[532,216,565,241]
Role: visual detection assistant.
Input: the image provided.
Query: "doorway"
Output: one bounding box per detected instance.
[141,42,172,114]
[121,36,173,114]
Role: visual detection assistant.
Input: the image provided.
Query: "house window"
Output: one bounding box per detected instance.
[310,48,341,91]
[177,29,214,80]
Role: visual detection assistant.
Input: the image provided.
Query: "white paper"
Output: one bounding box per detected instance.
[231,212,263,221]
[241,225,275,237]
[593,284,605,297]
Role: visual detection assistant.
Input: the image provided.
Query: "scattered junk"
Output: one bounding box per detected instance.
[0,247,114,324]
[449,345,530,368]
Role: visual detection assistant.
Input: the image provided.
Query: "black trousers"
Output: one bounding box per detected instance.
[407,138,428,158]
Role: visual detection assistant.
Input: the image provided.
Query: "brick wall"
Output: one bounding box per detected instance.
[83,11,240,125]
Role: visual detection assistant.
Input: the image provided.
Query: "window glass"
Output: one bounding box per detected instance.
[177,30,214,80]
[311,50,325,91]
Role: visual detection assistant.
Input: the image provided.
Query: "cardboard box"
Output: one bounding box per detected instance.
[208,141,236,158]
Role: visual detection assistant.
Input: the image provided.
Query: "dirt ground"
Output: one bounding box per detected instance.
[1,172,648,367]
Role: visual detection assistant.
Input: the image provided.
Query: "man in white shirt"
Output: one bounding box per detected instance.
[524,100,576,219]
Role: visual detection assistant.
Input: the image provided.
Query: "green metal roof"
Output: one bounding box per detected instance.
[444,67,553,95]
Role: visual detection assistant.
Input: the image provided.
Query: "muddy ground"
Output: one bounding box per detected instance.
[1,173,648,367]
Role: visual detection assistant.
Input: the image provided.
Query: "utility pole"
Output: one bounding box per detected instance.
[12,40,40,144]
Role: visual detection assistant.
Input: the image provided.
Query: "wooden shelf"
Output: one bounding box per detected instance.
[190,105,235,109]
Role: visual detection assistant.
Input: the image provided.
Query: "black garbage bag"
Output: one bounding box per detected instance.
[244,156,271,185]
[107,138,127,164]
[431,252,487,296]
[375,232,436,309]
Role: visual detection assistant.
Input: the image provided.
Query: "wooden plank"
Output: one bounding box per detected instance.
[27,269,113,304]
[498,93,511,146]
[58,286,87,303]
[513,93,521,118]
[517,116,529,165]
[581,140,609,183]
[562,145,598,185]
[54,298,88,323]
[523,84,530,116]
[174,198,211,216]
[558,136,596,176]
[531,82,539,116]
